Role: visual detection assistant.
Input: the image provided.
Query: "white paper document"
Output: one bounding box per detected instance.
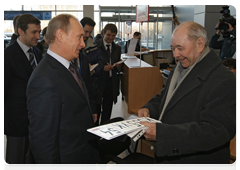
[113,59,127,66]
[90,63,98,71]
[87,117,161,141]
[127,39,138,55]
[232,51,238,59]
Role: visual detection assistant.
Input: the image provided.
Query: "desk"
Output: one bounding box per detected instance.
[133,49,174,66]
[121,55,163,114]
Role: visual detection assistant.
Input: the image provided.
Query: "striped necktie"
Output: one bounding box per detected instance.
[27,48,36,70]
[69,64,85,94]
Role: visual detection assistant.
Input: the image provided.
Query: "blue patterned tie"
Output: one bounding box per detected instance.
[27,48,36,70]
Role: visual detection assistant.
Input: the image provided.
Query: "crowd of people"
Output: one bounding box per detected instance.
[4,12,236,164]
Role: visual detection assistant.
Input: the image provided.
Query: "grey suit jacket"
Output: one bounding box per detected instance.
[143,49,236,164]
[27,53,99,163]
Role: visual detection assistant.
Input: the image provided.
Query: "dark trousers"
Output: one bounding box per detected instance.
[5,135,35,164]
[98,77,114,125]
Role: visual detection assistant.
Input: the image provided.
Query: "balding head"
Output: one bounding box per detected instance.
[173,21,208,46]
[171,21,208,68]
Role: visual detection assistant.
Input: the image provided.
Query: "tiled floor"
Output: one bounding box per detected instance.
[4,92,132,163]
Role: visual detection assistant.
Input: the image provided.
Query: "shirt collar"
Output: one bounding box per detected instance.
[103,39,111,50]
[47,49,70,69]
[17,38,32,54]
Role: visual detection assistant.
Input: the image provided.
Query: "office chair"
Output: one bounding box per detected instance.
[98,117,154,164]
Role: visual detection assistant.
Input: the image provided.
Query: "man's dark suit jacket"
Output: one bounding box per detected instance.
[26,53,99,164]
[96,38,121,103]
[143,49,236,164]
[4,40,41,137]
[73,51,97,114]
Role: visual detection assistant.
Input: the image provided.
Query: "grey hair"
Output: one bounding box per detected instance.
[174,21,209,46]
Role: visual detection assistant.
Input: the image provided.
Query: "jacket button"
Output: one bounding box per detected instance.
[172,149,179,155]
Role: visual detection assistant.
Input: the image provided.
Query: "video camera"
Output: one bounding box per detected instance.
[216,6,236,37]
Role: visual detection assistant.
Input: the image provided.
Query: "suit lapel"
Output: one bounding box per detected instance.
[164,74,202,113]
[33,47,41,63]
[46,54,87,101]
[163,50,222,114]
[13,41,33,73]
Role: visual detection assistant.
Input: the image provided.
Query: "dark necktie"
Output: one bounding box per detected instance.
[69,64,85,94]
[106,44,112,77]
[106,44,111,62]
[27,48,36,70]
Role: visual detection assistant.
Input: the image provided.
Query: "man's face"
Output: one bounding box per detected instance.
[18,23,41,47]
[62,18,85,60]
[103,30,117,44]
[83,24,94,41]
[171,29,201,68]
[134,34,141,43]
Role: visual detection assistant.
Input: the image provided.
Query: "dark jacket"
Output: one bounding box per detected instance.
[82,36,104,105]
[9,33,18,45]
[94,34,102,43]
[27,53,99,163]
[96,38,122,104]
[143,49,236,164]
[4,40,41,137]
[209,29,236,61]
[36,39,48,59]
[73,51,97,113]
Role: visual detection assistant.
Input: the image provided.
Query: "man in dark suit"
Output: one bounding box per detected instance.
[4,14,41,164]
[26,14,99,164]
[95,24,122,125]
[138,21,236,163]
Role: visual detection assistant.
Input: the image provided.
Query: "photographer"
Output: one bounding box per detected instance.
[209,6,236,61]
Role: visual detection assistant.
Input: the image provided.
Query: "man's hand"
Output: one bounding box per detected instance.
[115,63,121,70]
[226,22,234,32]
[104,65,113,71]
[140,121,156,141]
[92,114,97,123]
[137,108,150,117]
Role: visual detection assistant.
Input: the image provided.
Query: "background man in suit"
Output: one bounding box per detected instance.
[96,24,122,125]
[138,21,236,164]
[79,17,104,125]
[4,14,41,164]
[26,14,99,164]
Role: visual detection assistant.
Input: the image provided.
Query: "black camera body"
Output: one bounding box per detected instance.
[216,6,236,37]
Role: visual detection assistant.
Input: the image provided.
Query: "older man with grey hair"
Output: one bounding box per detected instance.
[138,21,236,164]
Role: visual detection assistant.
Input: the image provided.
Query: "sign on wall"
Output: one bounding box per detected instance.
[4,11,52,20]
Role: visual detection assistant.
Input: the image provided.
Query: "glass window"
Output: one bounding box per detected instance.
[94,12,100,36]
[56,12,83,21]
[148,22,155,49]
[24,5,55,10]
[4,20,14,33]
[56,5,83,10]
[94,5,99,10]
[4,5,22,11]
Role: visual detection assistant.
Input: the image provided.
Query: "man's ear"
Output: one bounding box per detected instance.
[18,28,24,36]
[197,37,205,53]
[55,29,64,42]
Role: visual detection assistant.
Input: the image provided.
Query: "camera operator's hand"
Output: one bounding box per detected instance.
[226,22,234,32]
[215,22,221,35]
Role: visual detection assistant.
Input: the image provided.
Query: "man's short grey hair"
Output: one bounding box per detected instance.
[174,21,209,46]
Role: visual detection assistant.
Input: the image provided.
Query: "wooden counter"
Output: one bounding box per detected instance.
[121,55,163,114]
[133,49,174,66]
